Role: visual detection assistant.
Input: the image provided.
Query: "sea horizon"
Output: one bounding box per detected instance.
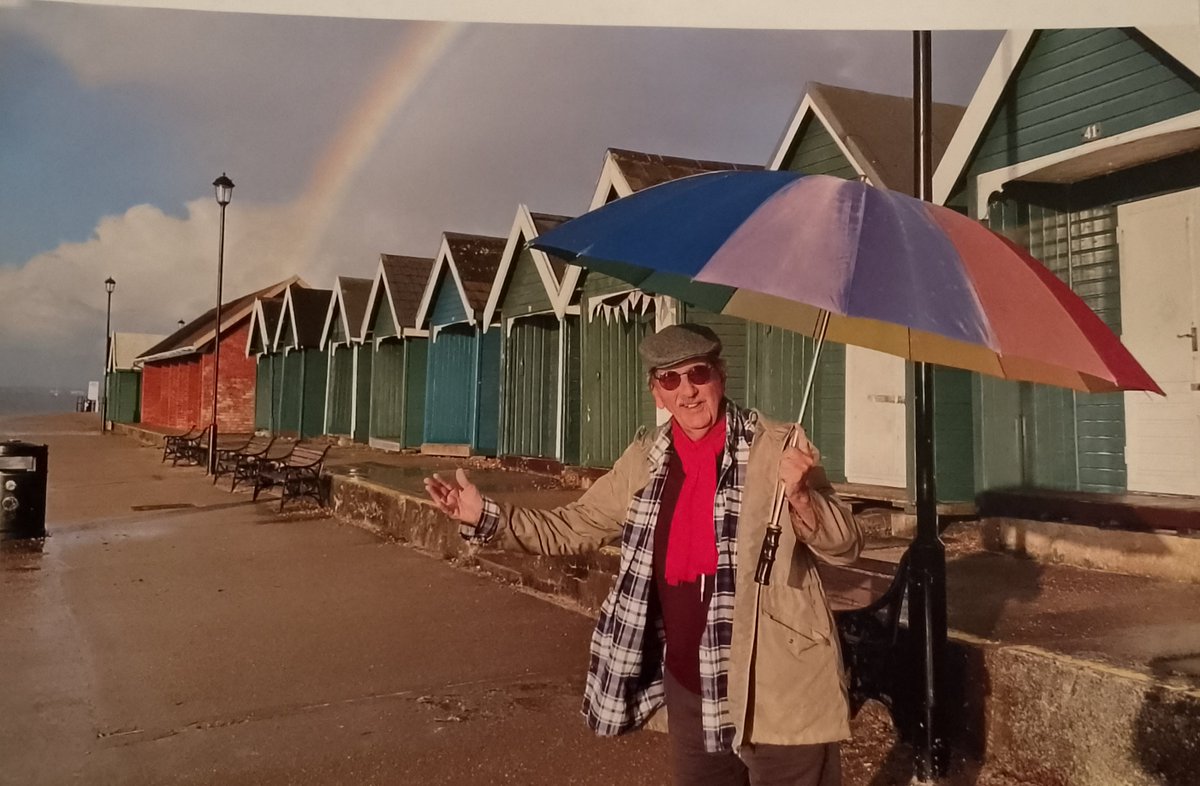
[0,386,88,416]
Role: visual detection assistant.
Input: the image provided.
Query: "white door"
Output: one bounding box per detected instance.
[843,345,907,488]
[1119,188,1200,494]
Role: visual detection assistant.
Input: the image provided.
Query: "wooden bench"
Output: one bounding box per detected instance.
[232,440,296,492]
[169,426,210,467]
[213,435,276,488]
[182,431,252,468]
[252,443,331,511]
[161,425,199,464]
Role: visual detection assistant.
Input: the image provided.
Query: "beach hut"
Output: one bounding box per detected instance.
[414,232,506,456]
[137,277,297,432]
[482,205,581,466]
[320,276,373,443]
[935,27,1200,497]
[767,82,967,497]
[272,284,333,439]
[105,333,164,425]
[361,254,436,451]
[246,295,286,433]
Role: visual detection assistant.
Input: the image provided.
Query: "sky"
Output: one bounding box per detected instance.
[0,2,1001,387]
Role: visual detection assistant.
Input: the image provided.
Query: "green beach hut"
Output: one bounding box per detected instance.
[272,284,332,439]
[482,205,582,466]
[361,254,435,452]
[320,275,373,444]
[105,333,164,425]
[247,295,285,433]
[934,27,1200,497]
[414,233,506,456]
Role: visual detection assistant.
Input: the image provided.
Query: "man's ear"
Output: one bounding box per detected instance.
[650,383,666,410]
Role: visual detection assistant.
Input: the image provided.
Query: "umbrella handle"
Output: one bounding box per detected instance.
[754,428,800,586]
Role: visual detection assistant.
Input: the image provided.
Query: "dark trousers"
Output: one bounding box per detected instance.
[663,669,842,786]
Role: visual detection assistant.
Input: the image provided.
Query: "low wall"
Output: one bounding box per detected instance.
[111,422,171,449]
[961,638,1200,786]
[982,517,1200,584]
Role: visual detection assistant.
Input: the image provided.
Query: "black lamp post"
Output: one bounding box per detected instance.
[208,173,234,474]
[100,277,116,433]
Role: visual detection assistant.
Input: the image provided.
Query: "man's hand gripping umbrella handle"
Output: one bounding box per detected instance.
[755,429,801,586]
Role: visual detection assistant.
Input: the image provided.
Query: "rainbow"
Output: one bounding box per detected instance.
[292,21,465,267]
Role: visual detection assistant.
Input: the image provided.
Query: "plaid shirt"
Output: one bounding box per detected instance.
[465,404,756,753]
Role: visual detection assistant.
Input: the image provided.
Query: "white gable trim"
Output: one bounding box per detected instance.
[360,260,389,340]
[589,150,633,210]
[972,109,1200,219]
[246,300,262,357]
[483,205,573,328]
[319,281,344,352]
[273,286,300,352]
[247,299,276,357]
[365,258,407,340]
[413,236,451,329]
[379,270,403,335]
[766,93,873,183]
[556,152,635,309]
[414,235,476,329]
[933,30,1047,205]
[558,264,585,310]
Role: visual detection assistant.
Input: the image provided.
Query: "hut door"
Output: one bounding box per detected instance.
[503,315,560,459]
[425,326,476,445]
[1119,189,1200,494]
[353,344,372,444]
[327,345,354,435]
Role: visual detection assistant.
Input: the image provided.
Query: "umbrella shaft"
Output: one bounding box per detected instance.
[795,309,831,427]
[755,310,831,586]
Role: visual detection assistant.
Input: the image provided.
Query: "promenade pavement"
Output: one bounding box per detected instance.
[5,412,1199,785]
[0,413,670,786]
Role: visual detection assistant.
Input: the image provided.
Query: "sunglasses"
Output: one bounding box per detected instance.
[653,363,715,391]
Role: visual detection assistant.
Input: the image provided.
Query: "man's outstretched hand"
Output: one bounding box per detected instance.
[424,468,484,525]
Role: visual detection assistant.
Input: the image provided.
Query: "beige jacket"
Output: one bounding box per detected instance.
[487,410,862,749]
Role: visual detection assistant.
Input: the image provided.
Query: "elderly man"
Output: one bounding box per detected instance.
[425,323,861,786]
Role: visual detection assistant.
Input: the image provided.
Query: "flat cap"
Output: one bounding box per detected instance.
[639,323,722,371]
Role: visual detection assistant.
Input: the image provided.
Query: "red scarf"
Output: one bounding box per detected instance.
[664,418,726,586]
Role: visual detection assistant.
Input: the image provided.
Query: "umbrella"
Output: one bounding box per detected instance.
[532,169,1163,396]
[530,164,1163,778]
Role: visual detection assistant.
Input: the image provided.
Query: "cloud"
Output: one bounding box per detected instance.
[0,196,327,387]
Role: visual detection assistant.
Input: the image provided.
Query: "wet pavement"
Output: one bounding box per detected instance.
[0,413,671,785]
[6,412,1200,785]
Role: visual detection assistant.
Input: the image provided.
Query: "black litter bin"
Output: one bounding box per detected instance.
[0,441,48,540]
